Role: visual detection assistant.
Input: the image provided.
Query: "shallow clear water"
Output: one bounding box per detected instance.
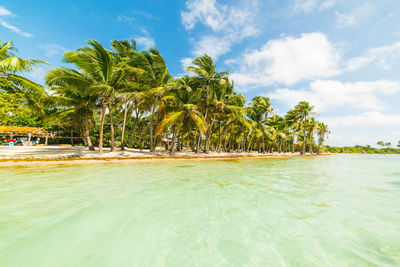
[0,155,399,266]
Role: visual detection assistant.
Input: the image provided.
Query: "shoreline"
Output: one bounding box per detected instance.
[0,148,332,167]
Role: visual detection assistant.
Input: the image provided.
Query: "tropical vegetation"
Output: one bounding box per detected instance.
[0,39,332,154]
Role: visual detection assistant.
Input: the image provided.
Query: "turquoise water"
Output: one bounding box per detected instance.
[0,155,399,266]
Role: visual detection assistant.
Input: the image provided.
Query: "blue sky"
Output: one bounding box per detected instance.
[1,0,400,147]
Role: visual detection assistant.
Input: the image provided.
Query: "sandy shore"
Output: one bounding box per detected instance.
[0,146,330,167]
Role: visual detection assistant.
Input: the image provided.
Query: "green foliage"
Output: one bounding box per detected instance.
[325,145,400,154]
[1,38,333,154]
[0,91,40,126]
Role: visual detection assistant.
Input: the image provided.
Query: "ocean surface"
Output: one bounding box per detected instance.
[0,154,399,266]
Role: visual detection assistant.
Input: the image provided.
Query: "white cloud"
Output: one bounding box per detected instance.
[346,41,400,71]
[181,0,259,59]
[117,15,135,23]
[293,0,337,13]
[135,36,155,49]
[269,79,400,112]
[319,0,336,10]
[230,32,341,88]
[323,111,400,128]
[0,19,32,37]
[38,44,67,57]
[0,6,32,37]
[192,35,234,59]
[335,12,358,28]
[323,112,400,146]
[180,57,193,70]
[0,6,13,16]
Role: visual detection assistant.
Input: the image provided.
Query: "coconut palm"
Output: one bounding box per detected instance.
[130,47,171,152]
[157,76,206,153]
[186,55,228,152]
[316,122,329,154]
[45,68,98,150]
[63,40,125,153]
[0,40,48,116]
[294,101,318,155]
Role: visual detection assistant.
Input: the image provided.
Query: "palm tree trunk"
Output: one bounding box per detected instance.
[109,101,116,152]
[170,117,184,154]
[130,110,140,148]
[149,104,156,153]
[84,111,94,150]
[247,135,254,152]
[120,103,128,151]
[292,134,296,153]
[196,129,202,153]
[318,142,321,155]
[202,107,209,153]
[302,119,306,155]
[98,101,107,154]
[205,113,217,151]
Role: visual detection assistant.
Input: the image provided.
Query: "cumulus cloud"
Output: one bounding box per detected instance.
[269,79,400,112]
[322,112,400,146]
[0,6,32,37]
[38,44,67,57]
[346,41,400,71]
[323,111,400,128]
[181,0,259,59]
[230,32,341,88]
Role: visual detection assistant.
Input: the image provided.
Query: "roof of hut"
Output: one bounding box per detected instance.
[0,126,49,137]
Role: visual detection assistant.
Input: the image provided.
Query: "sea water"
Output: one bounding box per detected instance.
[0,155,399,266]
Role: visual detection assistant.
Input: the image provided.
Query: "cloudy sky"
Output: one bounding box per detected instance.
[1,0,400,147]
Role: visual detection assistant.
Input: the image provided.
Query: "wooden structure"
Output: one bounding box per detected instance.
[0,126,49,145]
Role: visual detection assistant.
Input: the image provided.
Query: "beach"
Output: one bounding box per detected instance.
[0,145,329,167]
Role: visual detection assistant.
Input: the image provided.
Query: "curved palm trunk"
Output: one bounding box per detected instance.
[318,142,322,155]
[247,134,254,152]
[205,113,217,151]
[169,117,184,154]
[149,104,156,153]
[202,107,209,153]
[130,110,140,148]
[84,111,95,150]
[302,118,306,155]
[120,103,128,151]
[109,101,116,152]
[292,134,296,153]
[98,101,107,154]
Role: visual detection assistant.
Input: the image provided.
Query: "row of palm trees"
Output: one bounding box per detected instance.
[1,39,330,154]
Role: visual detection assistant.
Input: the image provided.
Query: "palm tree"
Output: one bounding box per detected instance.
[376,141,385,148]
[186,55,228,152]
[316,122,329,154]
[285,109,300,153]
[307,118,317,154]
[247,96,273,153]
[63,40,125,153]
[157,76,206,153]
[0,40,48,116]
[45,68,98,150]
[294,101,317,155]
[131,48,171,152]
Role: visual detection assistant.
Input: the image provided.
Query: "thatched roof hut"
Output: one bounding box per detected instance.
[0,126,49,137]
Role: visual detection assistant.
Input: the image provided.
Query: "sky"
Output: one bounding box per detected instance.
[1,0,400,147]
